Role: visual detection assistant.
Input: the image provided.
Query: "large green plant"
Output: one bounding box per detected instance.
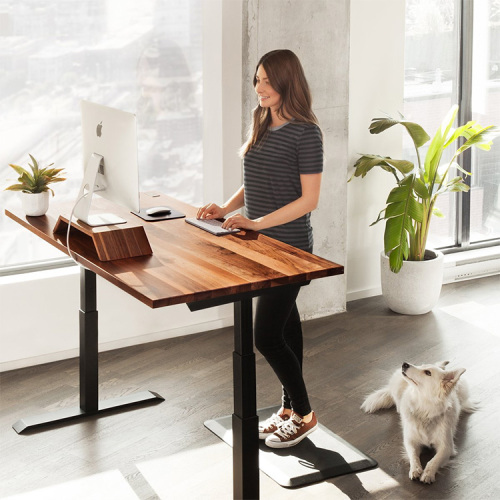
[350,105,499,273]
[5,154,65,195]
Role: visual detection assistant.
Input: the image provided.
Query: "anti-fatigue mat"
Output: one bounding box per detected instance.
[204,406,377,488]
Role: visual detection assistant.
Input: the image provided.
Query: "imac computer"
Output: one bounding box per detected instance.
[75,100,140,226]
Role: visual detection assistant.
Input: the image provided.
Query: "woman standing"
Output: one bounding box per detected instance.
[197,49,323,448]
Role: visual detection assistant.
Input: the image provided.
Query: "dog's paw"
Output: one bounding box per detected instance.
[409,465,423,480]
[420,469,436,484]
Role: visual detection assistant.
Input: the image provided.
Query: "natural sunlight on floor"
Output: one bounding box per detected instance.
[439,300,500,337]
[3,470,139,500]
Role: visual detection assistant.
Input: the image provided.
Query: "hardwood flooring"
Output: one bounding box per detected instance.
[1,275,499,499]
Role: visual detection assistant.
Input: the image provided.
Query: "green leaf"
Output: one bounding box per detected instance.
[443,120,476,148]
[413,177,429,199]
[447,177,470,193]
[369,116,430,148]
[432,207,444,218]
[449,161,471,177]
[4,184,26,192]
[456,125,500,155]
[424,105,459,186]
[382,174,426,272]
[351,154,413,180]
[5,155,65,193]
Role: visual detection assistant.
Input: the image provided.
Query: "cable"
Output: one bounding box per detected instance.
[66,191,89,267]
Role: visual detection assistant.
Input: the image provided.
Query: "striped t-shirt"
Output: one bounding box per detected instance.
[243,121,323,252]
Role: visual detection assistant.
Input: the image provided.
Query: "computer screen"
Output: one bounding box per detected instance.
[74,100,140,226]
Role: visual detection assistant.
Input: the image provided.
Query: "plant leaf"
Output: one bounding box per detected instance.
[424,105,459,186]
[443,120,476,148]
[8,164,28,178]
[455,125,500,155]
[4,184,26,192]
[5,155,65,193]
[369,116,430,148]
[413,177,430,199]
[383,175,423,273]
[351,154,413,180]
[432,207,445,218]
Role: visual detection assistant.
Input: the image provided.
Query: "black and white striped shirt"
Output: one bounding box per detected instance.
[243,121,323,252]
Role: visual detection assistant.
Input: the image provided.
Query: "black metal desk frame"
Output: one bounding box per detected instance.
[12,268,164,434]
[13,266,277,500]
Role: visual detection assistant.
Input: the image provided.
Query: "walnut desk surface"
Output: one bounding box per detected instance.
[5,192,344,499]
[5,192,344,308]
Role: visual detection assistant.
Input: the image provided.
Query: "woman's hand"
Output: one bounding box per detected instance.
[222,213,260,231]
[197,203,226,220]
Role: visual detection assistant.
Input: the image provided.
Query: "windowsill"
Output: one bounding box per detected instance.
[0,264,78,285]
[443,245,500,265]
[443,245,500,283]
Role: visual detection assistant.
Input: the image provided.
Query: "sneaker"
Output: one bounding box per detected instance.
[265,411,318,448]
[258,411,290,439]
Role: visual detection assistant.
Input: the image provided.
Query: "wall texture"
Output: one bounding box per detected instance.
[242,0,350,318]
[347,0,405,299]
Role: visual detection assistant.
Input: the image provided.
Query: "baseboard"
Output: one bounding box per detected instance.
[347,286,382,302]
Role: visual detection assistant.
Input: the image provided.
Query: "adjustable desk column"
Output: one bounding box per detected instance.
[12,266,164,434]
[233,298,259,500]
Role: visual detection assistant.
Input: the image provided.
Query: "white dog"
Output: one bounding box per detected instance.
[361,361,476,484]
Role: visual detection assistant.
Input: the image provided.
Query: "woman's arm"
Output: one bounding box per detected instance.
[222,173,322,231]
[197,185,245,220]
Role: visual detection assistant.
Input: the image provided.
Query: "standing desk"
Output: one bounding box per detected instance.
[5,192,343,499]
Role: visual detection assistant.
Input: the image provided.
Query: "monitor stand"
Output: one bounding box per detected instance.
[74,153,127,227]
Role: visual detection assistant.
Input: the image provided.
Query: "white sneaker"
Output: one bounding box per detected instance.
[265,412,318,448]
[258,411,290,440]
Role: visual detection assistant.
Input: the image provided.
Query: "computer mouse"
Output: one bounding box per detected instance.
[146,206,171,217]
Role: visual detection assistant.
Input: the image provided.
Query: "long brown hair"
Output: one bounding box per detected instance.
[241,49,319,157]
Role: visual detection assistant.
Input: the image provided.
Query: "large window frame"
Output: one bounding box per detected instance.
[404,0,500,256]
[454,0,500,253]
[446,0,500,254]
[0,0,243,277]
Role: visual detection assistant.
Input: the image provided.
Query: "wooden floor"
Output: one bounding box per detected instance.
[1,275,499,499]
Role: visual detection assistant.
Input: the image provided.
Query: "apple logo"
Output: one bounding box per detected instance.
[96,121,102,137]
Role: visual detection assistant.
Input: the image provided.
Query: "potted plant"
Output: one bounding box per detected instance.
[5,154,66,216]
[350,105,499,314]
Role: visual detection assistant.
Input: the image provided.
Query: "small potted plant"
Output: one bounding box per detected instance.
[5,154,66,216]
[349,105,499,314]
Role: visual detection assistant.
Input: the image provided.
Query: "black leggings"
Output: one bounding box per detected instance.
[254,285,311,417]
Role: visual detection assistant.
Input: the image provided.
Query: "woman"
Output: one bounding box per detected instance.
[197,49,323,448]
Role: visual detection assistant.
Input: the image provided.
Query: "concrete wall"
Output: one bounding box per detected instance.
[242,0,349,319]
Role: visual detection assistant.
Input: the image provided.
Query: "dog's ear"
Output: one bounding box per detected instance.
[437,360,450,369]
[441,368,466,394]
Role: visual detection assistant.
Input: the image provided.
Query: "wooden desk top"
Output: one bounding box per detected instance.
[5,192,344,309]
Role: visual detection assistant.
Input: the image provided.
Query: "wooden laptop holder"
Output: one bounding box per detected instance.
[54,215,152,261]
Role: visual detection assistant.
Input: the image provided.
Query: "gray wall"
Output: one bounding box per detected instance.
[242,0,349,318]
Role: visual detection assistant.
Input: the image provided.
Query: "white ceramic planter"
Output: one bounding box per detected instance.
[380,249,444,315]
[20,191,50,216]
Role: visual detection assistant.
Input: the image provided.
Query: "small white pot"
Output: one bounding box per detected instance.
[20,191,50,216]
[380,249,444,315]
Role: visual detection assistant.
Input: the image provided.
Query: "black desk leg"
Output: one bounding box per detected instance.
[12,267,164,434]
[233,299,259,500]
[80,267,99,412]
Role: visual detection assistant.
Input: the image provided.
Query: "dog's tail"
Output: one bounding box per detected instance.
[361,387,394,413]
[458,380,479,413]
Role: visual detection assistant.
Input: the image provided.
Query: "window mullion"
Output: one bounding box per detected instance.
[457,0,474,248]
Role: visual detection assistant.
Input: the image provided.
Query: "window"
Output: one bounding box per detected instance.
[0,0,203,270]
[404,0,500,251]
[470,0,500,244]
